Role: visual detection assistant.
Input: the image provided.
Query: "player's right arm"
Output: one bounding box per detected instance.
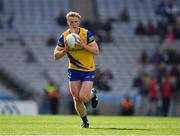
[53,34,66,60]
[53,45,66,60]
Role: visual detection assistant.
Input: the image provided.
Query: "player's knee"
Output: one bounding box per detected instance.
[79,94,87,102]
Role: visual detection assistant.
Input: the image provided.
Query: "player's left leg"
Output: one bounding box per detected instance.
[79,81,94,102]
[79,81,98,108]
[91,88,98,108]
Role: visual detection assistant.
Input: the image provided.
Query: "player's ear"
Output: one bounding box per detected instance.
[67,20,70,26]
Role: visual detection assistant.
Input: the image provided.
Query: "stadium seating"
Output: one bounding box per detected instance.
[0,81,18,100]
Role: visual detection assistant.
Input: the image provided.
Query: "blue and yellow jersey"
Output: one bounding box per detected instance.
[57,27,95,72]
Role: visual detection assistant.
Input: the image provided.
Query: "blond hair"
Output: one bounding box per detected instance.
[66,11,81,20]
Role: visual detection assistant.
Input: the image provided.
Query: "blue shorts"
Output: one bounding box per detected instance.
[68,69,95,82]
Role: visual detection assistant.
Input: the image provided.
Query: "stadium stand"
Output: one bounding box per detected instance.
[0,82,18,100]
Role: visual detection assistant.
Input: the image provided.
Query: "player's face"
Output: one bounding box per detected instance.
[67,16,80,31]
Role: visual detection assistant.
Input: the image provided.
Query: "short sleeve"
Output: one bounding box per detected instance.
[57,34,65,47]
[87,31,95,44]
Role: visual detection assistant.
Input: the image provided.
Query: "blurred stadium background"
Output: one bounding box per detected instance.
[0,0,180,116]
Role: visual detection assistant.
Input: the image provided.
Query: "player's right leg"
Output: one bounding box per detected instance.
[69,81,86,115]
[69,81,89,128]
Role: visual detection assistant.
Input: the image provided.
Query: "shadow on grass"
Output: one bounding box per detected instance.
[89,128,151,131]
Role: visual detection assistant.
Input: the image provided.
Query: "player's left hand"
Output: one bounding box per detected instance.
[76,37,86,48]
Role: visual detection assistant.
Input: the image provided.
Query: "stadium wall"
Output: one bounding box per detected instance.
[0,100,38,115]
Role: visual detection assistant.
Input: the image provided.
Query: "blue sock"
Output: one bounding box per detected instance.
[81,115,88,124]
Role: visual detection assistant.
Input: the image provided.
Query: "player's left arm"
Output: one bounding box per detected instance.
[77,31,99,56]
[78,40,99,56]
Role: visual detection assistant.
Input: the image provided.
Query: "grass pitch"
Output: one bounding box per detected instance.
[0,115,180,136]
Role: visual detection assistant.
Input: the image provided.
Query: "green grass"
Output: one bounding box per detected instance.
[0,115,180,136]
